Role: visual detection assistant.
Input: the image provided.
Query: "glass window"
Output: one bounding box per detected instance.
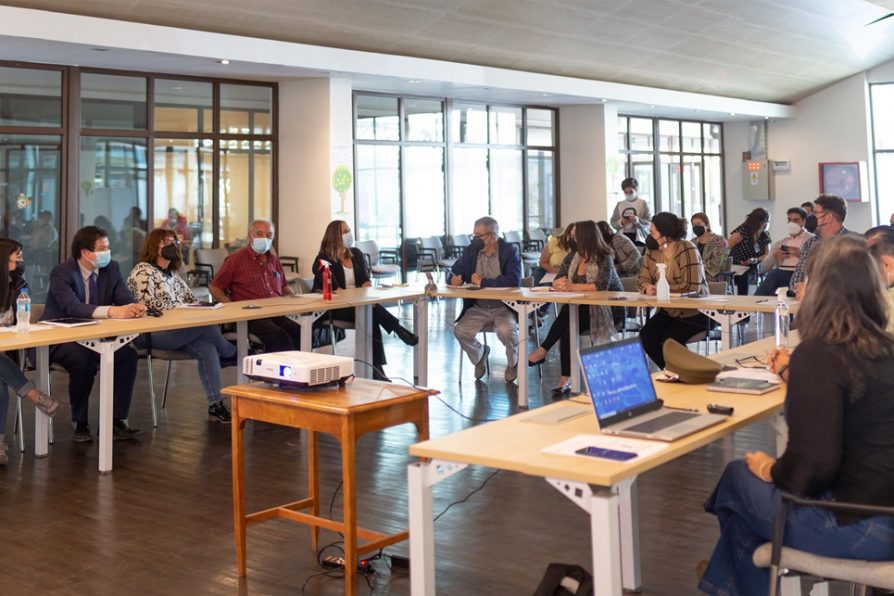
[704,156,723,234]
[617,116,628,151]
[629,118,654,151]
[682,122,702,153]
[490,149,523,233]
[79,136,148,273]
[356,145,401,248]
[81,73,147,130]
[490,106,522,145]
[452,104,488,144]
[682,154,703,219]
[404,147,445,238]
[451,147,489,235]
[630,156,655,206]
[659,120,680,152]
[659,154,682,216]
[527,150,554,231]
[704,123,722,153]
[356,95,399,141]
[0,67,62,127]
[404,99,443,142]
[220,84,272,135]
[526,108,554,147]
[153,139,213,265]
[153,79,213,133]
[219,140,273,250]
[0,134,62,301]
[872,85,894,151]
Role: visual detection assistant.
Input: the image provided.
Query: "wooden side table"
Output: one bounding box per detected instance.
[224,379,434,596]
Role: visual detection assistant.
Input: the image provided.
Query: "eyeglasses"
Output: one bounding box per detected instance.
[473,232,494,240]
[735,355,767,369]
[162,238,180,246]
[814,210,831,220]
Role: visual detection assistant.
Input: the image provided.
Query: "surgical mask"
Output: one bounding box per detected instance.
[645,235,661,251]
[93,250,111,269]
[160,244,179,261]
[342,232,354,248]
[624,192,637,201]
[692,225,706,237]
[787,222,802,236]
[469,237,485,252]
[251,237,272,254]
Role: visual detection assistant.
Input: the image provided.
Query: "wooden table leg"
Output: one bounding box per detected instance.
[308,430,320,553]
[342,424,357,596]
[232,405,247,576]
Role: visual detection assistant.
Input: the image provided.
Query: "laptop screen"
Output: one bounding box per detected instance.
[580,337,658,424]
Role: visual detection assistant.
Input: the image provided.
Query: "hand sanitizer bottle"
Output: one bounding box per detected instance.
[774,287,789,348]
[656,263,670,302]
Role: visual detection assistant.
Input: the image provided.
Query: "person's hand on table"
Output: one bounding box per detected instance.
[767,348,790,380]
[643,283,657,296]
[745,451,776,483]
[553,277,569,291]
[794,281,807,301]
[450,274,463,286]
[110,304,147,319]
[471,273,483,285]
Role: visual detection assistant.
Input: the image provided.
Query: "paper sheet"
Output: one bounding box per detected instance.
[0,323,55,333]
[717,368,782,384]
[542,433,668,460]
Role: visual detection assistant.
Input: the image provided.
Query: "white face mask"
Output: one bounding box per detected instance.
[342,232,354,248]
[251,237,272,254]
[624,192,637,201]
[787,221,802,236]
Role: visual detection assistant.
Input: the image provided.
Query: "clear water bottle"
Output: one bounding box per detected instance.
[16,289,31,333]
[774,287,789,348]
[656,263,671,302]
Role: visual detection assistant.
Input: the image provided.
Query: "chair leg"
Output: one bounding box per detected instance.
[161,361,174,411]
[15,395,24,452]
[146,355,158,428]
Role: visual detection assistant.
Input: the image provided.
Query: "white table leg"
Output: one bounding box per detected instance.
[503,300,531,408]
[570,304,581,393]
[286,311,324,354]
[618,477,641,589]
[355,304,373,378]
[591,491,623,595]
[700,309,750,352]
[413,298,428,386]
[236,320,249,385]
[33,345,50,458]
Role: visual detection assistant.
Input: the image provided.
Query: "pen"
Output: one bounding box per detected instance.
[663,405,700,413]
[755,299,770,303]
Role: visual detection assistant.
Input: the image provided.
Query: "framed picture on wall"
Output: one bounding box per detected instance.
[818,161,867,202]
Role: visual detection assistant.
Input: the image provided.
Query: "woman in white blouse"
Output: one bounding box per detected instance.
[127,229,237,423]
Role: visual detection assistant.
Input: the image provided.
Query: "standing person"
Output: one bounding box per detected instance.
[801,201,817,233]
[755,207,812,296]
[690,213,728,283]
[610,178,652,245]
[527,221,622,395]
[597,220,642,277]
[127,229,237,423]
[450,216,522,383]
[209,219,302,352]
[310,220,418,382]
[0,239,61,464]
[789,194,854,296]
[43,226,145,442]
[699,236,894,596]
[533,223,574,285]
[727,208,771,295]
[637,213,710,369]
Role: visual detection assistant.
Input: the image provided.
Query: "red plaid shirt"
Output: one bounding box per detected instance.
[211,246,289,302]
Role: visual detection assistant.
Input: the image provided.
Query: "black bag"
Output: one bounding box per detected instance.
[532,563,593,596]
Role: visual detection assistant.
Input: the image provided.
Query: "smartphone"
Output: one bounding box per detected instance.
[574,446,637,461]
[707,403,735,416]
[781,246,790,254]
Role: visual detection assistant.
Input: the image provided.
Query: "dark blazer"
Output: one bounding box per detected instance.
[42,258,136,321]
[310,248,371,292]
[449,238,521,320]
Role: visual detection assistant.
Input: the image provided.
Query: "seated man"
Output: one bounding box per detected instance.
[209,219,301,352]
[43,225,146,442]
[755,206,812,295]
[450,216,522,383]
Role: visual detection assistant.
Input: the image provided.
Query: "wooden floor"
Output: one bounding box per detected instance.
[1,299,780,595]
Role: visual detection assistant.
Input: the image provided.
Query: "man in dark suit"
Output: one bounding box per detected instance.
[43,225,146,442]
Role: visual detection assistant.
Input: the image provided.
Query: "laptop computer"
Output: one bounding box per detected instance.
[578,337,727,441]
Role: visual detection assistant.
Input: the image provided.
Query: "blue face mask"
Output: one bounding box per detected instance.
[92,250,111,268]
[252,237,272,254]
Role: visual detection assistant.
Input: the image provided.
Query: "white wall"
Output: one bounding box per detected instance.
[725,73,876,240]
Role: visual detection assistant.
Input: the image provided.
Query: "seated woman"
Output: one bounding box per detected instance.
[533,223,574,285]
[637,212,710,369]
[597,220,642,277]
[0,238,60,465]
[311,220,418,382]
[527,221,621,395]
[727,208,770,295]
[690,212,728,282]
[126,229,237,423]
[699,235,894,595]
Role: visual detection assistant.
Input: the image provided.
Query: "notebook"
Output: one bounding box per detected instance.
[707,377,780,395]
[578,337,727,441]
[42,318,100,328]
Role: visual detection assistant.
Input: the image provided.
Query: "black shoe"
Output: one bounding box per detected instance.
[208,401,232,423]
[112,419,142,440]
[72,422,94,443]
[394,326,419,346]
[219,354,238,369]
[372,369,392,382]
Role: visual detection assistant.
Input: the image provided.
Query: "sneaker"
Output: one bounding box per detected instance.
[33,392,60,417]
[504,364,518,383]
[0,440,8,465]
[112,419,142,440]
[73,422,94,443]
[208,401,232,423]
[219,354,238,369]
[394,326,419,346]
[372,370,392,383]
[474,345,490,380]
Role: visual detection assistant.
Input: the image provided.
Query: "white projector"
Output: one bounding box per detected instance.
[243,351,354,388]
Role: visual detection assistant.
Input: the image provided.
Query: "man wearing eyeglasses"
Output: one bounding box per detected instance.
[789,194,853,296]
[450,216,522,383]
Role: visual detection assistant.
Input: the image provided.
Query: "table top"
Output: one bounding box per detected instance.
[222,378,437,415]
[410,334,787,486]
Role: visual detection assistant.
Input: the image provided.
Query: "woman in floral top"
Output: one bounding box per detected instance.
[690,212,728,283]
[727,208,771,295]
[127,229,236,423]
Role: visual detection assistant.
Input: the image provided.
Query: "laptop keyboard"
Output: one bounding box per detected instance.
[623,411,698,434]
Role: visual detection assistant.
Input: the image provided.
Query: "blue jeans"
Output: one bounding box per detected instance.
[700,460,894,596]
[755,269,794,296]
[0,352,35,436]
[136,326,236,405]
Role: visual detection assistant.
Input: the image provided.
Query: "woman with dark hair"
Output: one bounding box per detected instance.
[727,208,771,295]
[637,212,710,368]
[0,238,61,465]
[597,220,642,276]
[311,220,418,382]
[699,236,894,595]
[127,229,237,423]
[534,223,574,285]
[527,221,622,395]
[690,212,728,282]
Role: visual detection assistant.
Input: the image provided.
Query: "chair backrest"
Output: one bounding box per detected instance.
[503,230,523,245]
[297,277,314,294]
[31,303,45,321]
[708,281,728,295]
[354,240,380,266]
[521,276,534,288]
[194,248,229,278]
[620,276,639,292]
[528,228,547,243]
[419,236,444,257]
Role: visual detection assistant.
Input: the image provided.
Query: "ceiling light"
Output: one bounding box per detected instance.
[218,59,230,65]
[408,79,420,84]
[729,112,736,116]
[601,98,607,103]
[542,93,552,97]
[649,105,655,108]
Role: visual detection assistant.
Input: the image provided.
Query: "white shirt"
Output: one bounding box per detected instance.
[343,266,356,289]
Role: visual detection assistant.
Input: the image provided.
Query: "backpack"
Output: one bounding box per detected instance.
[532,563,593,596]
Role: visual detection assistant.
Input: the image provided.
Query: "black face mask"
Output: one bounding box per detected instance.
[566,238,577,252]
[160,244,179,262]
[645,235,661,251]
[469,237,485,252]
[9,262,24,278]
[692,225,706,237]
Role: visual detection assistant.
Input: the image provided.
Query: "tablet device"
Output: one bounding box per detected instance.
[42,318,100,328]
[707,377,780,395]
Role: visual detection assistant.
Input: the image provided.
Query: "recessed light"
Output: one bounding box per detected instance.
[173,85,183,90]
[649,105,655,108]
[218,59,230,65]
[764,116,770,120]
[542,93,552,97]
[408,79,420,84]
[729,112,736,116]
[601,98,607,103]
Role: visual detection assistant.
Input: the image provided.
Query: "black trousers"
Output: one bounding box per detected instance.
[639,310,713,369]
[734,264,757,295]
[540,305,591,377]
[328,304,403,370]
[248,316,302,352]
[50,342,138,424]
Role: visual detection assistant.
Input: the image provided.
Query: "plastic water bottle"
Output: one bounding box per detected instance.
[656,263,670,302]
[16,289,31,333]
[774,287,789,348]
[321,260,333,302]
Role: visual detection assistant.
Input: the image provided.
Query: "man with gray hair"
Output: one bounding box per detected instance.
[210,219,301,351]
[450,216,522,382]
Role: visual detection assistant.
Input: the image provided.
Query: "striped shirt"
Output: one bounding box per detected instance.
[637,239,708,318]
[789,227,852,290]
